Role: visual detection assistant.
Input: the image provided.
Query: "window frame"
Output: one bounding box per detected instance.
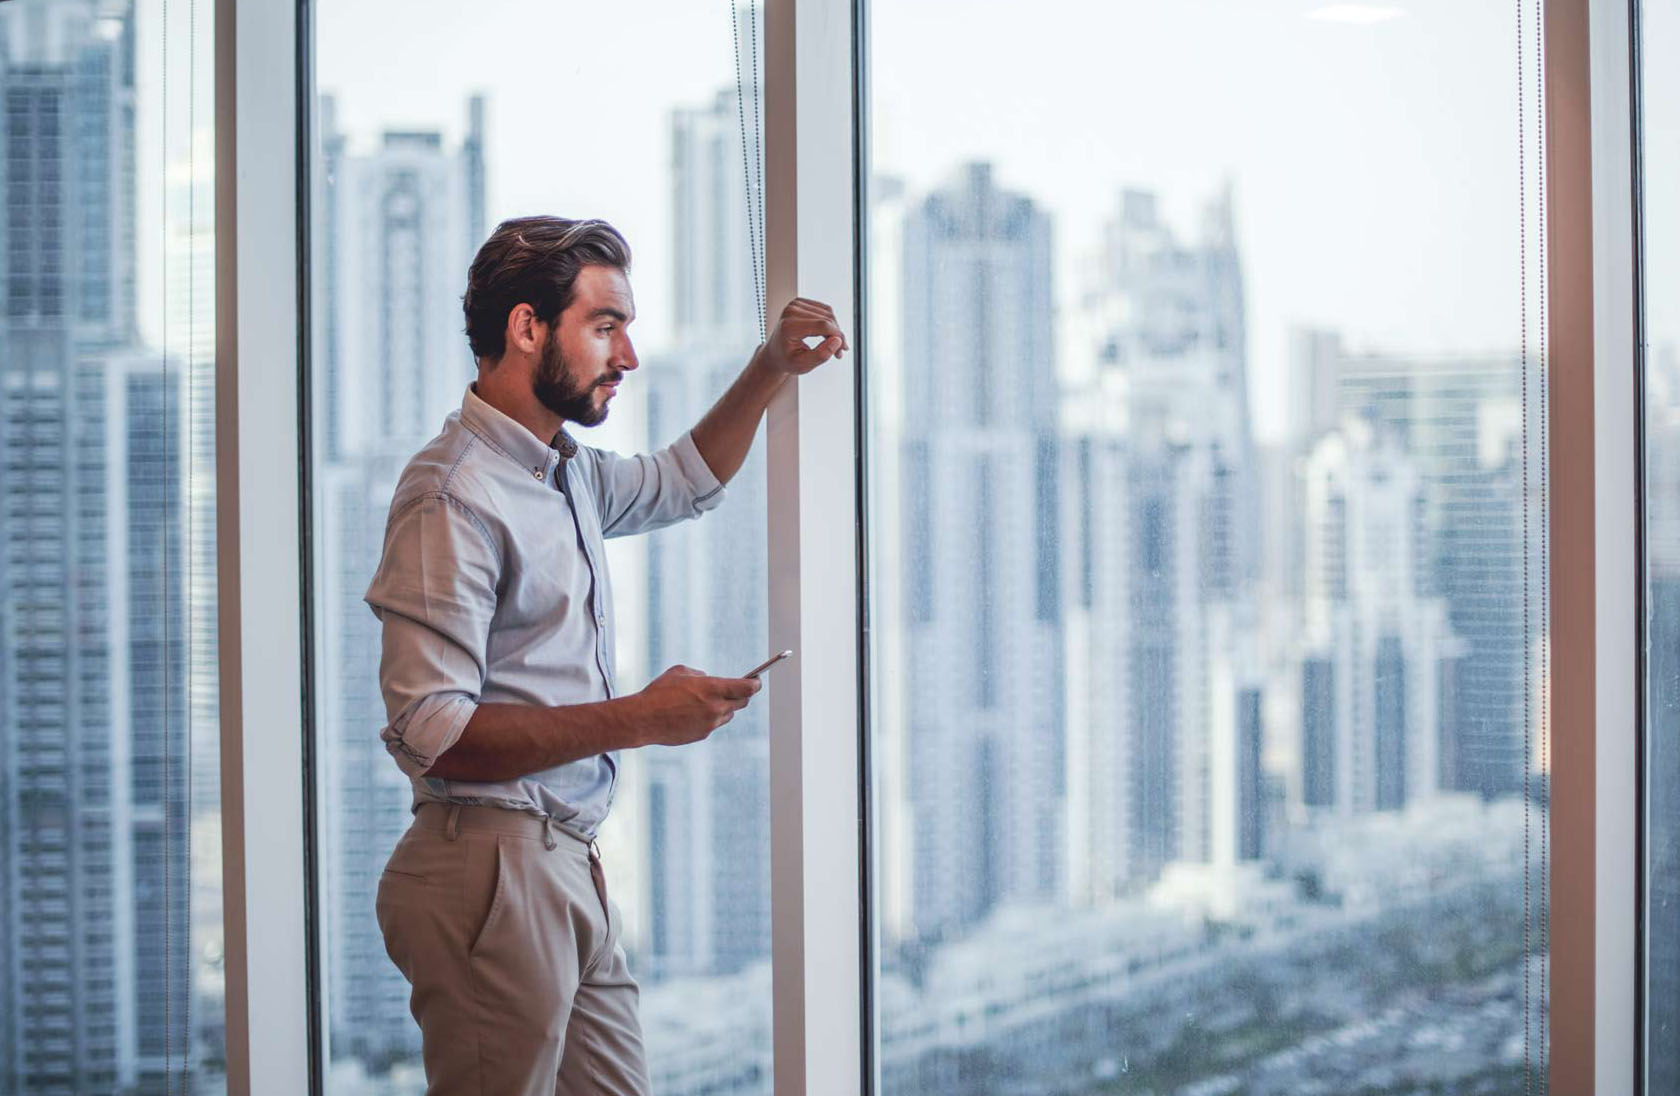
[214,0,313,1092]
[1631,2,1670,1092]
[207,0,1638,1092]
[1549,0,1640,1091]
[763,0,870,1091]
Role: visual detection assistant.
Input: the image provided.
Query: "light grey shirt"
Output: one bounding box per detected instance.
[365,384,725,839]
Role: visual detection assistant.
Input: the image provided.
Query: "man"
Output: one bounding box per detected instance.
[366,215,847,1094]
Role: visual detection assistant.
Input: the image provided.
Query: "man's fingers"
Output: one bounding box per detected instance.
[782,300,849,352]
[790,340,841,368]
[786,318,845,345]
[717,676,763,701]
[788,296,837,321]
[813,308,849,351]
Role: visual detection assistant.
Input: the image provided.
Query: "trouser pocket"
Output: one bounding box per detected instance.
[375,824,502,976]
[468,835,508,956]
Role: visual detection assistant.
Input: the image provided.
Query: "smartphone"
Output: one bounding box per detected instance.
[744,649,793,679]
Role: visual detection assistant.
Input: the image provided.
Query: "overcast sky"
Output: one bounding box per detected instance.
[133,0,1680,442]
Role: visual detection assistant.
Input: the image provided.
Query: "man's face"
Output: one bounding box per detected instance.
[532,264,639,427]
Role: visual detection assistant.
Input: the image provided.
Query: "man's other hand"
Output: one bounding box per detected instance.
[760,297,849,376]
[630,665,763,747]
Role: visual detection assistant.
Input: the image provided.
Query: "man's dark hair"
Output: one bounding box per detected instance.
[462,216,633,362]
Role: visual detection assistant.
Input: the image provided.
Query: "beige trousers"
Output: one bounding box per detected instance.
[376,803,651,1095]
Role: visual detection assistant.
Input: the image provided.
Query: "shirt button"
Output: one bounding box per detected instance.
[532,468,543,480]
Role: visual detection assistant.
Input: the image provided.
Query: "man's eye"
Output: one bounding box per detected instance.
[599,326,615,335]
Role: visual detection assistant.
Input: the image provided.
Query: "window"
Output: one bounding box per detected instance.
[0,0,222,1090]
[864,2,1551,1090]
[308,3,773,1091]
[1641,0,1680,1088]
[195,0,1653,1086]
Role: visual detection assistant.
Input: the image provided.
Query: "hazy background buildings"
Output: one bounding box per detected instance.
[311,91,487,1068]
[0,0,217,1090]
[12,0,1664,1092]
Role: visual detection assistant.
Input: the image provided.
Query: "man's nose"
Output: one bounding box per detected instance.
[617,339,639,373]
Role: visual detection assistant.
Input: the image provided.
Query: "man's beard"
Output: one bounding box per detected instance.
[532,329,617,427]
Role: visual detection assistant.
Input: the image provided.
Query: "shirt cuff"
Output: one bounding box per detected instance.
[381,692,478,777]
[673,429,727,512]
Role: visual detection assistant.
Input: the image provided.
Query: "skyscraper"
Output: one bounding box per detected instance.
[638,352,770,977]
[898,162,1063,935]
[317,96,486,460]
[633,15,771,976]
[1064,187,1257,899]
[669,37,762,354]
[314,95,486,1069]
[0,1,198,1089]
[1297,419,1458,816]
[1288,332,1532,797]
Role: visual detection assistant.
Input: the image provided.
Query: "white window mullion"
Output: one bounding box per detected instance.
[214,0,312,1091]
[764,0,865,1092]
[1584,0,1639,1087]
[1547,0,1637,1090]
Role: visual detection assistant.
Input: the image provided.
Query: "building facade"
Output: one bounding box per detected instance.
[313,95,486,1069]
[0,2,202,1089]
[899,162,1064,935]
[1064,187,1259,900]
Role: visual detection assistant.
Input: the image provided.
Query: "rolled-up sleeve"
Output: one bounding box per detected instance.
[585,429,727,539]
[364,492,500,777]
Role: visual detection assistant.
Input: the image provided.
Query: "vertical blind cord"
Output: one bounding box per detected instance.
[731,3,767,344]
[183,0,197,1082]
[160,0,175,1086]
[749,6,765,341]
[1517,0,1532,1087]
[1534,0,1551,1078]
[1517,0,1548,1089]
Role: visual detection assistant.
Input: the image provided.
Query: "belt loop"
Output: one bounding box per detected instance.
[542,815,558,851]
[444,804,460,842]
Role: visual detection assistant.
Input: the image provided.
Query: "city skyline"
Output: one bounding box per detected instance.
[0,1,1573,1092]
[297,77,1558,1091]
[307,0,1571,447]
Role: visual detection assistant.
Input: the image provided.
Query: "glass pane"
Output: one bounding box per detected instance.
[310,4,772,1092]
[1641,0,1680,1088]
[865,3,1551,1091]
[0,0,224,1090]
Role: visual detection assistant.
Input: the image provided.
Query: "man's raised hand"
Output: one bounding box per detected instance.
[630,665,763,748]
[760,297,850,376]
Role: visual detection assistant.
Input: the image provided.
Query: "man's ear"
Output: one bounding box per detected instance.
[506,302,539,357]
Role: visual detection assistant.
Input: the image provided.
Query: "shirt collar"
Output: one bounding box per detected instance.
[460,384,579,476]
